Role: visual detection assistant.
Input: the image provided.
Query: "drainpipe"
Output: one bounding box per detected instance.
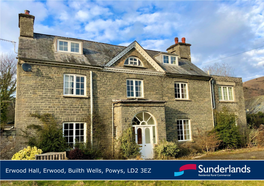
[90,71,93,147]
[112,102,114,157]
[209,78,215,127]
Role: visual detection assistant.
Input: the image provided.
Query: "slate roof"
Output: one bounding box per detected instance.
[18,33,209,77]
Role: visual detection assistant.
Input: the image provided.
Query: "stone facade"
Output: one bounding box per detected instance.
[212,75,247,127]
[14,12,247,157]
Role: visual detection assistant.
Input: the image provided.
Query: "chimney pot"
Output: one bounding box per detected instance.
[174,37,178,44]
[182,37,186,43]
[24,10,30,15]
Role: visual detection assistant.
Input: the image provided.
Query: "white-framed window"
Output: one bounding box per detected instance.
[177,119,191,141]
[126,79,143,98]
[163,55,178,65]
[63,122,86,147]
[175,82,188,99]
[124,57,143,66]
[57,39,82,54]
[218,86,234,101]
[64,74,86,96]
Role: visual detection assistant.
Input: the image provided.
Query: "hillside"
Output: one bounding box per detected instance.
[243,76,264,100]
[245,95,264,114]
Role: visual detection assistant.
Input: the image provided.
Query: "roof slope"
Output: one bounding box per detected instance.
[18,33,208,77]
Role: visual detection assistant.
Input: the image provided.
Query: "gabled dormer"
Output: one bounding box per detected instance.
[54,38,83,55]
[155,53,179,65]
[105,41,165,73]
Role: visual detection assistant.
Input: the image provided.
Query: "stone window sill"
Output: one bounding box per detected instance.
[63,95,89,99]
[124,65,147,69]
[219,101,237,103]
[175,99,192,101]
[127,98,147,100]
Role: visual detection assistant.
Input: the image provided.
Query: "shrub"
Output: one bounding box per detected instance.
[22,113,68,153]
[177,142,202,157]
[247,112,264,129]
[154,140,180,159]
[119,127,141,159]
[68,148,84,159]
[74,142,102,159]
[193,128,221,152]
[213,107,241,149]
[12,146,42,160]
[249,124,264,147]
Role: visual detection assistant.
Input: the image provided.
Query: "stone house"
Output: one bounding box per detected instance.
[15,11,246,158]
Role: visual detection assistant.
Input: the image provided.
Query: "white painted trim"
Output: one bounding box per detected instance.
[126,79,144,98]
[57,39,82,54]
[162,54,179,65]
[63,74,86,96]
[62,122,87,146]
[177,119,192,141]
[174,82,189,99]
[105,41,165,72]
[104,67,164,76]
[218,86,234,101]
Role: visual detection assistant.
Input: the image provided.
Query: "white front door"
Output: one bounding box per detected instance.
[135,126,153,159]
[132,112,156,159]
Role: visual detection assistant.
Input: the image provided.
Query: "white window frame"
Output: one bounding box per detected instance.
[163,55,178,65]
[174,82,189,99]
[177,119,192,141]
[57,39,82,54]
[218,86,234,101]
[63,122,87,147]
[124,57,143,67]
[63,74,86,96]
[126,79,144,98]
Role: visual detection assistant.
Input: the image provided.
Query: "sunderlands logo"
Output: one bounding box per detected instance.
[198,165,251,174]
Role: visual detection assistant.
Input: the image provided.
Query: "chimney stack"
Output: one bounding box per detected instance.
[181,37,186,43]
[19,10,35,38]
[166,37,191,61]
[174,37,178,44]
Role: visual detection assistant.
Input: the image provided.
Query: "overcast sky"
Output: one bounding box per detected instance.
[0,0,264,82]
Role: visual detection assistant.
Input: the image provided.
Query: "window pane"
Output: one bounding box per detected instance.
[145,128,150,144]
[132,117,140,125]
[148,117,154,125]
[152,126,156,143]
[183,120,190,140]
[171,56,176,64]
[59,41,68,51]
[124,59,128,65]
[136,112,143,122]
[163,55,169,63]
[228,87,233,100]
[127,80,134,97]
[175,83,180,98]
[137,128,142,144]
[144,112,151,122]
[177,120,183,140]
[71,43,79,53]
[223,87,228,100]
[181,83,187,99]
[218,87,222,100]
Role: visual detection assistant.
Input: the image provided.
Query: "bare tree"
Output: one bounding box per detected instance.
[203,62,234,77]
[0,53,17,130]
